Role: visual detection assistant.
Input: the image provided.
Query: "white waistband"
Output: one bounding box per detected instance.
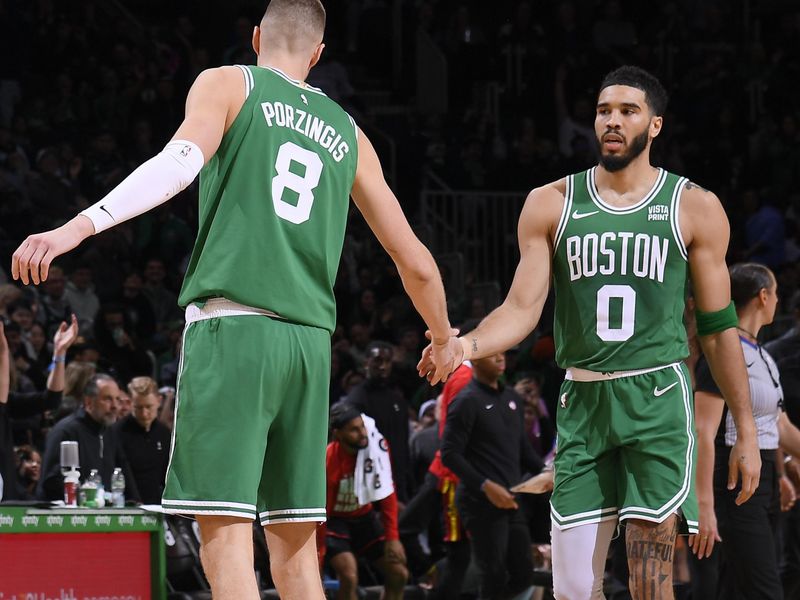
[185,298,282,325]
[565,362,680,382]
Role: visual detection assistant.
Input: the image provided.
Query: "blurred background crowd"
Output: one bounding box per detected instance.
[1,0,799,598]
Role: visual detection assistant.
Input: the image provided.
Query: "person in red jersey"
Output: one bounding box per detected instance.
[323,402,407,600]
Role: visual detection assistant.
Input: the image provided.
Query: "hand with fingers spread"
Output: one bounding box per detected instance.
[728,434,761,505]
[53,314,80,356]
[689,501,721,559]
[11,216,95,285]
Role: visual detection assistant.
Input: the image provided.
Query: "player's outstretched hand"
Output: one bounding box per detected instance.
[11,216,95,285]
[417,329,463,385]
[728,435,761,505]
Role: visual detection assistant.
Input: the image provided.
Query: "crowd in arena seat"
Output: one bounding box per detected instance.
[1,0,800,597]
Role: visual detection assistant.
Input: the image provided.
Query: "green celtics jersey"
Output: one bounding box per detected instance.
[178,65,358,333]
[552,167,690,370]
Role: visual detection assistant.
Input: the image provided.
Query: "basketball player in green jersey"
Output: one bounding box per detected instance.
[419,66,761,599]
[11,2,463,598]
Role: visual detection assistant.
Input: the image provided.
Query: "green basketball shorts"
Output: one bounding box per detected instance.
[551,362,698,535]
[162,298,330,526]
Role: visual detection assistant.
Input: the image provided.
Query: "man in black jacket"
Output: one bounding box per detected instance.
[114,376,171,504]
[38,372,140,502]
[1,316,77,501]
[442,352,543,600]
[347,341,411,503]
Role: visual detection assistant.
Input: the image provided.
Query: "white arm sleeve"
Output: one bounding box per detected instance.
[79,140,205,234]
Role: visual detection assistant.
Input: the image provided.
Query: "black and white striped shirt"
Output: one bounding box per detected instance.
[695,337,785,450]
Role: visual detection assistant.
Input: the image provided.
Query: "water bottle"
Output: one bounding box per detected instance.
[94,470,106,508]
[80,469,99,507]
[63,469,80,507]
[111,468,125,508]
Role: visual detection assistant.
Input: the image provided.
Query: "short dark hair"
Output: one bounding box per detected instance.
[330,402,361,430]
[16,444,40,463]
[600,66,668,116]
[729,263,775,309]
[83,373,116,399]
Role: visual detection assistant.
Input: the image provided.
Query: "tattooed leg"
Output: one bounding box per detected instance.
[625,515,678,600]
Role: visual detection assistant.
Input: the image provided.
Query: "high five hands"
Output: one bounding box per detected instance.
[417,329,465,385]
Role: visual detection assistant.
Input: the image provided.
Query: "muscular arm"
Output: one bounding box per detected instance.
[691,391,724,557]
[351,130,453,374]
[458,184,562,360]
[11,66,244,285]
[169,66,245,159]
[683,185,760,503]
[693,392,724,506]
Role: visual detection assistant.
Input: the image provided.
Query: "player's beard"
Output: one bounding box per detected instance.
[597,128,649,172]
[346,437,369,451]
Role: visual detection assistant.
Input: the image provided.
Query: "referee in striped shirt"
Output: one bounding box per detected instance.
[692,263,800,600]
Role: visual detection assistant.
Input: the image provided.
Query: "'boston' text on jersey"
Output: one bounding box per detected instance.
[565,232,669,283]
[261,101,351,162]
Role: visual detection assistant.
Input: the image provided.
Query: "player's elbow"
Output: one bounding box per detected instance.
[405,260,438,287]
[394,245,438,286]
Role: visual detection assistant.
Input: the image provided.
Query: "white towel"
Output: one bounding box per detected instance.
[354,413,394,505]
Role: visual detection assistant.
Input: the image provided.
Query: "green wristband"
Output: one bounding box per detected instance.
[695,301,738,336]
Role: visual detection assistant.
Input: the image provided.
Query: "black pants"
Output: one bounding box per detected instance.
[400,472,440,536]
[687,537,721,599]
[458,488,534,600]
[715,449,783,600]
[399,472,442,576]
[429,541,471,600]
[782,502,800,598]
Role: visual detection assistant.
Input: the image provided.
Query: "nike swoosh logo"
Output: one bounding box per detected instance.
[572,210,599,220]
[485,404,493,410]
[99,205,116,222]
[746,362,755,368]
[654,382,679,397]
